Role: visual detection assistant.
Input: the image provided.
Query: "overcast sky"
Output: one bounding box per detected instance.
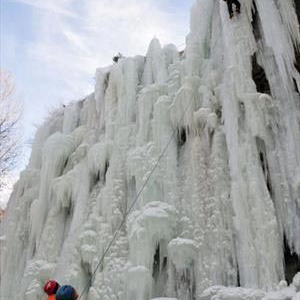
[0,0,195,207]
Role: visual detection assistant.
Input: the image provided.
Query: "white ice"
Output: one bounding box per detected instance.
[1,0,300,299]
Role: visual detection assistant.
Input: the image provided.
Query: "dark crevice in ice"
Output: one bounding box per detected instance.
[293,77,300,95]
[65,203,72,216]
[152,243,168,298]
[295,0,300,26]
[104,72,110,92]
[236,263,241,287]
[284,236,300,284]
[251,1,261,41]
[252,54,271,95]
[177,127,187,147]
[153,244,160,280]
[256,137,272,195]
[95,171,100,184]
[259,151,272,194]
[294,50,300,74]
[179,267,196,300]
[251,2,271,96]
[92,160,109,189]
[104,160,109,182]
[294,0,300,74]
[62,204,73,242]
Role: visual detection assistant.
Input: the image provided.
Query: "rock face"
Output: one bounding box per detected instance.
[1,0,300,299]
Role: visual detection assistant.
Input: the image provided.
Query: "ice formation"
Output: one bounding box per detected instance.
[1,0,300,299]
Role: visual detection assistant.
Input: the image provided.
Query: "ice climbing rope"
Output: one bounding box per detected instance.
[79,74,191,300]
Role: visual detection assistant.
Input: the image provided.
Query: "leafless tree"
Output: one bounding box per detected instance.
[0,70,21,191]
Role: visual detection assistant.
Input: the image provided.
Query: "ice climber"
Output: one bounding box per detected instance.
[43,280,60,300]
[113,52,123,63]
[56,285,79,300]
[223,0,241,19]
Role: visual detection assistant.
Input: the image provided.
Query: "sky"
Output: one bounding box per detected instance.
[0,0,195,207]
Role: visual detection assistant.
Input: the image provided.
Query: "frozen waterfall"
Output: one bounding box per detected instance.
[1,0,300,299]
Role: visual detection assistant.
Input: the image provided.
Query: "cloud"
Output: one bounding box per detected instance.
[4,0,193,147]
[20,0,190,95]
[8,0,79,18]
[62,30,91,54]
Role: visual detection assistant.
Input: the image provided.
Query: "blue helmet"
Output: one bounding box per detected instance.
[56,285,77,300]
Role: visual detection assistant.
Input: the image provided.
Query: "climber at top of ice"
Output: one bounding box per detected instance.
[43,280,60,300]
[56,285,79,300]
[222,0,241,19]
[112,52,123,63]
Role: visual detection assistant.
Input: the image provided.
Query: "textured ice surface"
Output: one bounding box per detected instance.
[151,298,178,300]
[1,0,300,299]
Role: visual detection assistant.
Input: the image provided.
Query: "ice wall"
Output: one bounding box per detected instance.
[1,0,300,299]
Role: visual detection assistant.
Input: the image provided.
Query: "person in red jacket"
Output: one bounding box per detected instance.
[223,0,241,19]
[43,280,60,300]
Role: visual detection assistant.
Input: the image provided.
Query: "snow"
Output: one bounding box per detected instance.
[293,293,300,300]
[293,273,300,292]
[261,286,296,300]
[1,0,300,299]
[200,285,298,300]
[151,298,177,300]
[200,286,266,300]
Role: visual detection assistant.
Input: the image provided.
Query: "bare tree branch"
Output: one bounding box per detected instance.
[0,70,21,191]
